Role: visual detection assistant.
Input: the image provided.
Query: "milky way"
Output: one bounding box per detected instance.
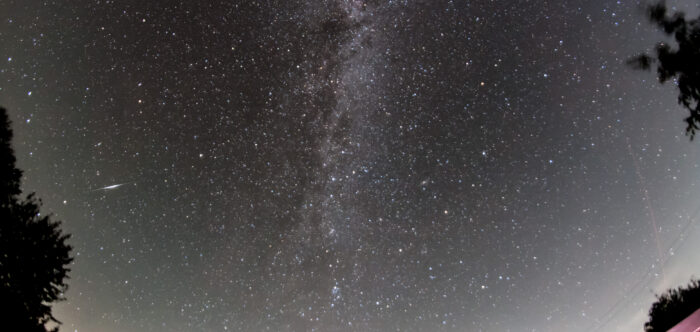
[2,0,700,331]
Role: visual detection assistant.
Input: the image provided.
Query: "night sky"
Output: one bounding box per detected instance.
[2,0,700,331]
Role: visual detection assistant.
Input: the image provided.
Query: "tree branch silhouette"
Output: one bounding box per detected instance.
[630,2,700,139]
[0,107,73,332]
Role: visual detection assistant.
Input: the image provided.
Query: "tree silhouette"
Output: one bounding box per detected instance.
[645,279,700,331]
[0,107,73,332]
[629,2,700,139]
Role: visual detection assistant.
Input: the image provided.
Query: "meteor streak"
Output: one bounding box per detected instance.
[93,183,129,191]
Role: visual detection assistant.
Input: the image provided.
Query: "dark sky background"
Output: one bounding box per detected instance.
[2,0,700,331]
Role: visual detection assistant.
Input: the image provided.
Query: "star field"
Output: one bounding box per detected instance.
[2,0,700,331]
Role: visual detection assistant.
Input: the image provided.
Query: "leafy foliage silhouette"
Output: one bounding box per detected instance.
[0,107,73,332]
[630,2,700,139]
[645,279,700,331]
